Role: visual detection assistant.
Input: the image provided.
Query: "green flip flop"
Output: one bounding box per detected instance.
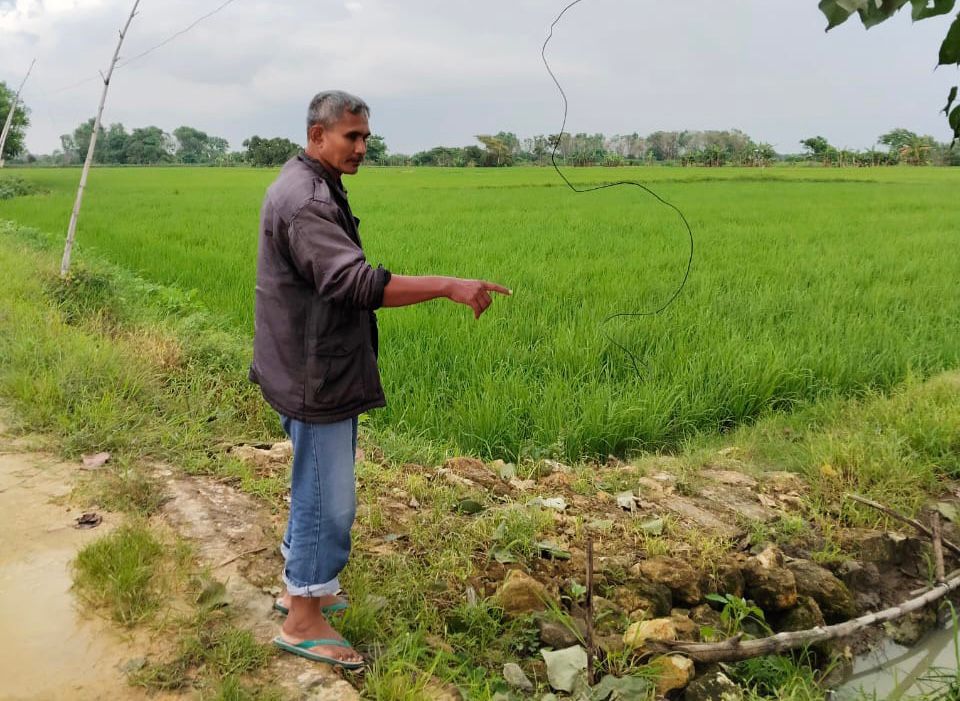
[272,636,364,669]
[273,598,348,616]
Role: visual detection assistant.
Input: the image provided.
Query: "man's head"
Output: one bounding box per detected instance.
[305,90,370,177]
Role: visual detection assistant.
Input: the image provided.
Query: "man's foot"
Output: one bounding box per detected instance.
[280,607,363,667]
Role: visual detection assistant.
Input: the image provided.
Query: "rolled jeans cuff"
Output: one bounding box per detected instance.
[283,574,341,598]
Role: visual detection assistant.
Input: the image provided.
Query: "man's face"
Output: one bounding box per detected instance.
[308,110,370,176]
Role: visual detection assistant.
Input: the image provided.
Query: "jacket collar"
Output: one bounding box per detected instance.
[298,152,348,196]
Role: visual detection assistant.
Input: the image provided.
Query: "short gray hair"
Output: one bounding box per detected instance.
[306,91,369,130]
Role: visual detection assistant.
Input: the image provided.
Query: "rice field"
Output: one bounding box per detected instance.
[2,165,958,459]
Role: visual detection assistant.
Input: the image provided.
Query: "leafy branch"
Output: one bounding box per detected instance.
[818,0,960,142]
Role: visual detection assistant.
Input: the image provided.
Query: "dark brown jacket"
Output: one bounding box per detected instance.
[249,154,391,423]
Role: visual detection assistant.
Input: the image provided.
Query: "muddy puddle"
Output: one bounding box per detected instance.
[0,449,160,701]
[835,623,959,700]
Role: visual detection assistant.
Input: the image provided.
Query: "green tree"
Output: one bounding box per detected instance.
[124,126,174,164]
[173,126,229,164]
[801,135,832,161]
[67,118,106,164]
[475,134,513,166]
[365,134,387,164]
[102,123,129,164]
[0,81,30,161]
[242,136,299,167]
[880,128,937,164]
[818,0,960,142]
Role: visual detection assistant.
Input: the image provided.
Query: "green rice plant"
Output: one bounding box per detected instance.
[3,166,958,461]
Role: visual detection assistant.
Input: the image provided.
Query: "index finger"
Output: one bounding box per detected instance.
[483,282,512,296]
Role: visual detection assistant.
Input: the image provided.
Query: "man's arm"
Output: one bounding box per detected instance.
[382,275,511,319]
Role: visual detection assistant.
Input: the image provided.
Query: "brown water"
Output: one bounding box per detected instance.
[0,449,158,701]
[836,624,959,700]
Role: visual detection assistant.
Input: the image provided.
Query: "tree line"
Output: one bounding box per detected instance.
[5,107,958,169]
[394,129,959,168]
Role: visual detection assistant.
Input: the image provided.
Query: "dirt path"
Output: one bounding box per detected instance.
[0,434,159,701]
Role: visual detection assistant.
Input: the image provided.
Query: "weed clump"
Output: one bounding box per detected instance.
[73,522,165,625]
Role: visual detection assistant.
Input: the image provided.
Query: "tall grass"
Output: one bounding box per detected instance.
[2,166,958,459]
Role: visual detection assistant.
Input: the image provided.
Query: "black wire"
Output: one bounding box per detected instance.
[541,0,695,375]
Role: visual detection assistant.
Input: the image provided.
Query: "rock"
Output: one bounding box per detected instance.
[442,457,511,496]
[670,613,700,641]
[623,618,678,649]
[787,560,858,623]
[423,679,463,701]
[537,615,586,649]
[122,658,147,673]
[614,580,673,620]
[596,634,626,657]
[616,492,637,511]
[541,645,587,693]
[528,496,568,512]
[886,608,938,646]
[754,545,785,569]
[838,560,880,590]
[762,471,806,493]
[502,663,534,692]
[704,558,746,600]
[690,603,722,629]
[655,655,695,695]
[683,668,743,701]
[859,532,907,565]
[701,469,757,488]
[775,596,825,632]
[304,679,359,701]
[498,570,553,615]
[231,443,290,469]
[636,557,701,606]
[838,560,882,610]
[743,549,797,612]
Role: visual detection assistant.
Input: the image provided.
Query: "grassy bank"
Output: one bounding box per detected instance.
[2,166,958,460]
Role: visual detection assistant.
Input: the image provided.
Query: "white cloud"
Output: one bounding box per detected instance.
[2,0,957,154]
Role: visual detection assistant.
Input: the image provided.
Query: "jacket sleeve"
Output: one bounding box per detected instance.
[287,201,391,310]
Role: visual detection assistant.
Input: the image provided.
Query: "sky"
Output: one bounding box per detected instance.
[2,0,958,155]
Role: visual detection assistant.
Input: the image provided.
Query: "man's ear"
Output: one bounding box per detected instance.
[307,124,324,145]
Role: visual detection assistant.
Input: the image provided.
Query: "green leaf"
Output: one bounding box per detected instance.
[911,0,956,20]
[591,674,655,701]
[944,86,959,114]
[491,546,517,563]
[454,498,484,514]
[949,104,960,143]
[195,579,230,610]
[939,14,960,64]
[858,0,911,28]
[820,0,857,29]
[536,541,572,560]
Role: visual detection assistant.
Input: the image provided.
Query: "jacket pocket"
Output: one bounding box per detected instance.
[311,344,366,410]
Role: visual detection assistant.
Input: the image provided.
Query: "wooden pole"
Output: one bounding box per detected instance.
[652,567,960,664]
[931,511,946,585]
[0,58,37,168]
[60,0,141,278]
[846,493,960,559]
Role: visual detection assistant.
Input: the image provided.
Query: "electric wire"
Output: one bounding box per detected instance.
[542,0,695,374]
[25,0,242,99]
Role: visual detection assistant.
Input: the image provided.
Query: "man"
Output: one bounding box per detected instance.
[250,90,510,667]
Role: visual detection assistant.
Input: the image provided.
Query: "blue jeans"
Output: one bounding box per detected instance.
[279,414,358,597]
